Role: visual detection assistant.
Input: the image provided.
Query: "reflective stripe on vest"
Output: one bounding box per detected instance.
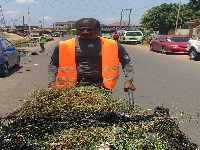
[100,37,119,89]
[58,37,119,89]
[57,38,77,87]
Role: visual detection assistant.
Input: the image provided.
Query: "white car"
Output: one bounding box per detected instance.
[100,30,113,39]
[187,39,200,60]
[101,33,112,39]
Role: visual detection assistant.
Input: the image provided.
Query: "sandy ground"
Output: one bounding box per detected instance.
[4,32,28,41]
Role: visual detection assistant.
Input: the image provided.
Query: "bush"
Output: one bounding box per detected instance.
[142,35,156,45]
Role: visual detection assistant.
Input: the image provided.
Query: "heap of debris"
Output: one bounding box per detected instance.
[0,86,198,149]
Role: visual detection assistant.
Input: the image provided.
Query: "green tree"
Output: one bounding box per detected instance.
[184,0,200,20]
[140,1,200,34]
[140,3,180,34]
[188,0,200,6]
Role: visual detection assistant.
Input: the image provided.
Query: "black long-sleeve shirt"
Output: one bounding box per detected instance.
[48,37,134,83]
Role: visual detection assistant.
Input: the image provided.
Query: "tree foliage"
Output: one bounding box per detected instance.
[140,1,200,34]
[185,0,200,19]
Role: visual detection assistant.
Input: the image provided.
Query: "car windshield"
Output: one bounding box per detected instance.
[126,32,142,36]
[166,37,190,42]
[102,33,111,35]
[101,30,112,34]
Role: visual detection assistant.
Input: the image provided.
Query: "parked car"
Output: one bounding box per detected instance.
[186,39,200,60]
[100,30,113,39]
[119,31,143,44]
[43,34,54,41]
[150,35,190,54]
[0,38,20,77]
[52,32,60,37]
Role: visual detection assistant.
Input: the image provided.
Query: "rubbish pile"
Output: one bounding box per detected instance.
[0,86,198,149]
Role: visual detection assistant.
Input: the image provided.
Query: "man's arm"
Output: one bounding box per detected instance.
[118,43,136,91]
[118,43,134,80]
[48,45,59,87]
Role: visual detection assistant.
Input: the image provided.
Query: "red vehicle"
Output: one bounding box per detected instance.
[150,35,190,54]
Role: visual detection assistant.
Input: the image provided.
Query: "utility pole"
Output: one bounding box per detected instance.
[120,9,123,30]
[39,21,42,28]
[43,13,44,30]
[175,0,181,35]
[126,9,132,30]
[179,5,184,35]
[27,0,31,37]
[120,9,132,31]
[0,5,5,29]
[11,19,17,27]
[23,16,25,29]
[23,16,25,36]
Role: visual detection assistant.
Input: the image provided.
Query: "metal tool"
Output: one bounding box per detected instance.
[127,88,134,109]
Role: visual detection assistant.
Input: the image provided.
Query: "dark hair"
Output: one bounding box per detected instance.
[75,18,100,28]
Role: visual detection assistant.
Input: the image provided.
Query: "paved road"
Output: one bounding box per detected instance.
[113,44,200,148]
[0,35,75,117]
[0,35,199,148]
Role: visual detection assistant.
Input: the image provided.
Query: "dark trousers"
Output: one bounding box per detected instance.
[40,43,45,49]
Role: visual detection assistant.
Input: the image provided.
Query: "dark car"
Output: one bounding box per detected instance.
[150,35,190,54]
[0,38,20,77]
[52,32,60,37]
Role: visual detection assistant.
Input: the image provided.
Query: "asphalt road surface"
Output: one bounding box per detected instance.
[113,43,200,148]
[0,35,200,148]
[0,36,71,117]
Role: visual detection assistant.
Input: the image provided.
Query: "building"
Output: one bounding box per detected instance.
[101,21,141,31]
[184,18,200,38]
[55,21,76,31]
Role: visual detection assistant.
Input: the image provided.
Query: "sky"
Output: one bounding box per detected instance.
[0,0,190,28]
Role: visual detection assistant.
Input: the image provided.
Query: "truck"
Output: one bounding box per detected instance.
[186,39,200,60]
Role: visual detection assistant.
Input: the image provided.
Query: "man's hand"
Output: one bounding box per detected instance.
[49,82,57,88]
[124,80,136,92]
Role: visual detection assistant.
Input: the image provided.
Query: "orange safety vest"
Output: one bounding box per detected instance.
[57,37,119,89]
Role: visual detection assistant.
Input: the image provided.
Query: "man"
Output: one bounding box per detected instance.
[48,18,136,92]
[113,32,119,42]
[39,34,47,53]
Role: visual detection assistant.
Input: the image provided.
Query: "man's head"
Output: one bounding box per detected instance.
[75,18,100,28]
[75,18,101,40]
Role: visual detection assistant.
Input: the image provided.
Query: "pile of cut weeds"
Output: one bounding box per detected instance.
[0,86,198,149]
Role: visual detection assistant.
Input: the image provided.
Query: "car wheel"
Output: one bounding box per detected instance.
[162,46,166,54]
[150,44,154,51]
[190,48,198,60]
[14,57,20,68]
[0,63,9,77]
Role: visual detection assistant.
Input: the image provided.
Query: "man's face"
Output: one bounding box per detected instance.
[76,27,101,40]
